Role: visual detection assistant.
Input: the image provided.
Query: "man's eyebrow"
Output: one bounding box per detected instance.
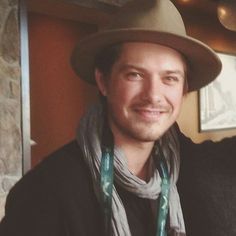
[165,70,185,77]
[116,64,148,73]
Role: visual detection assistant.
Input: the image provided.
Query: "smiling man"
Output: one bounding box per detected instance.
[95,42,187,180]
[96,43,186,142]
[0,0,221,236]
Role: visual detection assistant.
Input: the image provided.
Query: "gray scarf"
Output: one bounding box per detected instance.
[77,103,186,236]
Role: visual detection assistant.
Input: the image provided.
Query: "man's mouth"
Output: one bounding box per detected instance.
[134,107,167,121]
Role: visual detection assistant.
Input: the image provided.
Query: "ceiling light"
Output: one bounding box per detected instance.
[217,0,236,31]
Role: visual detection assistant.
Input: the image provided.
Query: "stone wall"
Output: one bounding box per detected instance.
[0,0,21,220]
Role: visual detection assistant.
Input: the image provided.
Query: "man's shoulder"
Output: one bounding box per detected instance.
[36,140,84,173]
[30,140,85,177]
[9,140,89,198]
[1,141,103,236]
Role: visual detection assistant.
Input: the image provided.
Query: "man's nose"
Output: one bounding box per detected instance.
[141,77,164,104]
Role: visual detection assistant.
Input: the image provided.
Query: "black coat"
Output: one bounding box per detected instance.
[178,132,236,236]
[0,141,155,236]
[0,131,236,236]
[0,141,104,236]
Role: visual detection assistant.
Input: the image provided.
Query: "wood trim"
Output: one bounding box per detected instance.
[20,0,31,174]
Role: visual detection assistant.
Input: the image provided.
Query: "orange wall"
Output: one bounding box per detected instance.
[29,13,98,166]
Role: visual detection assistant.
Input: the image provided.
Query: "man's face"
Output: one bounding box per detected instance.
[95,42,186,145]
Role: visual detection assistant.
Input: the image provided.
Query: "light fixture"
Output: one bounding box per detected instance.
[217,0,236,31]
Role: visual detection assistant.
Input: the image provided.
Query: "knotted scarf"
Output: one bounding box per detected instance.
[77,103,186,236]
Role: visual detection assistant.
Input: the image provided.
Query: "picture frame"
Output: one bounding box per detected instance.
[199,52,236,131]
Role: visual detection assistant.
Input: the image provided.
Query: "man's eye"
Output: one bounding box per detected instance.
[126,72,143,80]
[164,76,180,84]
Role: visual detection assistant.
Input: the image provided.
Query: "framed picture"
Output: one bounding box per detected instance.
[199,52,236,131]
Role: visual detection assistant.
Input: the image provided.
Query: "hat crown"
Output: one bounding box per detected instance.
[105,0,186,36]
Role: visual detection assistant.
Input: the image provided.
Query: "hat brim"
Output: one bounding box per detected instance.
[71,29,222,92]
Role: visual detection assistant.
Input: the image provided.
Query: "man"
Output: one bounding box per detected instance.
[0,0,221,235]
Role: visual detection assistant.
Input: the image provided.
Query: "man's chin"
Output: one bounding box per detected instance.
[128,128,166,142]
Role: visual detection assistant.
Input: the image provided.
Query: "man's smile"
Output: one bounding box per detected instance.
[133,107,169,122]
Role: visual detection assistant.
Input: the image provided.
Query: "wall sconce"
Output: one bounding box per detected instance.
[217,0,236,31]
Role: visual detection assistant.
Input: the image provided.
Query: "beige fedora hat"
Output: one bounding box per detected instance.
[71,0,222,92]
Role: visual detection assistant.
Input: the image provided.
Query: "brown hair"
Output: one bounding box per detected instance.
[94,43,123,78]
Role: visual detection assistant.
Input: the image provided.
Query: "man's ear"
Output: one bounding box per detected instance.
[95,69,107,96]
